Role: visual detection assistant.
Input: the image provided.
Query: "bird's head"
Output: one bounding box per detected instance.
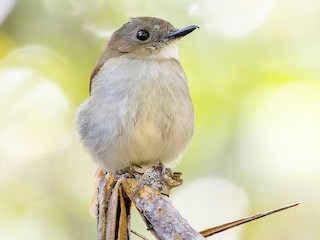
[105,17,199,60]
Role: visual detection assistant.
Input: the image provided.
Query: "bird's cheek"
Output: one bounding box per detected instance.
[118,45,131,52]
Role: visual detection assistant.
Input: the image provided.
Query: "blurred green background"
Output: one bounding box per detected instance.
[1,0,319,239]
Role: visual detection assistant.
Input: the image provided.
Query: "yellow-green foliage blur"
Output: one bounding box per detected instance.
[1,0,319,239]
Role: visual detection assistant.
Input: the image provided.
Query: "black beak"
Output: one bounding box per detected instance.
[164,25,199,39]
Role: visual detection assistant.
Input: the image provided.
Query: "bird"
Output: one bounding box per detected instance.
[76,16,198,174]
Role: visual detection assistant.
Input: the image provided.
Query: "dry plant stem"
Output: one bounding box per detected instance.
[134,193,205,240]
[97,174,131,240]
[122,166,205,240]
[200,202,300,238]
[131,229,149,240]
[97,173,115,240]
[96,166,299,240]
[96,166,202,240]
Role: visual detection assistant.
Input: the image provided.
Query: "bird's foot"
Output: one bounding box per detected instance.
[118,165,147,178]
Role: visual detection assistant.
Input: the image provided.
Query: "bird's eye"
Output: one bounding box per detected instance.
[136,30,149,41]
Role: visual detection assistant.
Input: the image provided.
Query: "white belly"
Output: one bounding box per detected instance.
[76,56,194,172]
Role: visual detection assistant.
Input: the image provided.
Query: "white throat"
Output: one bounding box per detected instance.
[158,44,179,60]
[146,44,179,61]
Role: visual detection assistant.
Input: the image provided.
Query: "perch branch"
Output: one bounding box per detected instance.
[121,165,205,240]
[96,165,299,240]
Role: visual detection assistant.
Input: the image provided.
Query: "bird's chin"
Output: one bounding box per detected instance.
[147,44,179,60]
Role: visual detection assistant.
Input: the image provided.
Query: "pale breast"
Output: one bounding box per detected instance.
[77,56,194,172]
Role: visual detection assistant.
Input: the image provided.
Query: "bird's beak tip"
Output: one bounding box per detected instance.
[164,25,199,39]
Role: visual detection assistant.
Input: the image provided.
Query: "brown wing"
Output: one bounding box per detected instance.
[89,49,109,94]
[89,38,124,94]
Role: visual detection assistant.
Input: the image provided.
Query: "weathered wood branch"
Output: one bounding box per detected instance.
[96,165,299,240]
[97,165,204,240]
[121,166,205,240]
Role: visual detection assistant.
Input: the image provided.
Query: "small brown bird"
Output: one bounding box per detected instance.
[76,17,198,174]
